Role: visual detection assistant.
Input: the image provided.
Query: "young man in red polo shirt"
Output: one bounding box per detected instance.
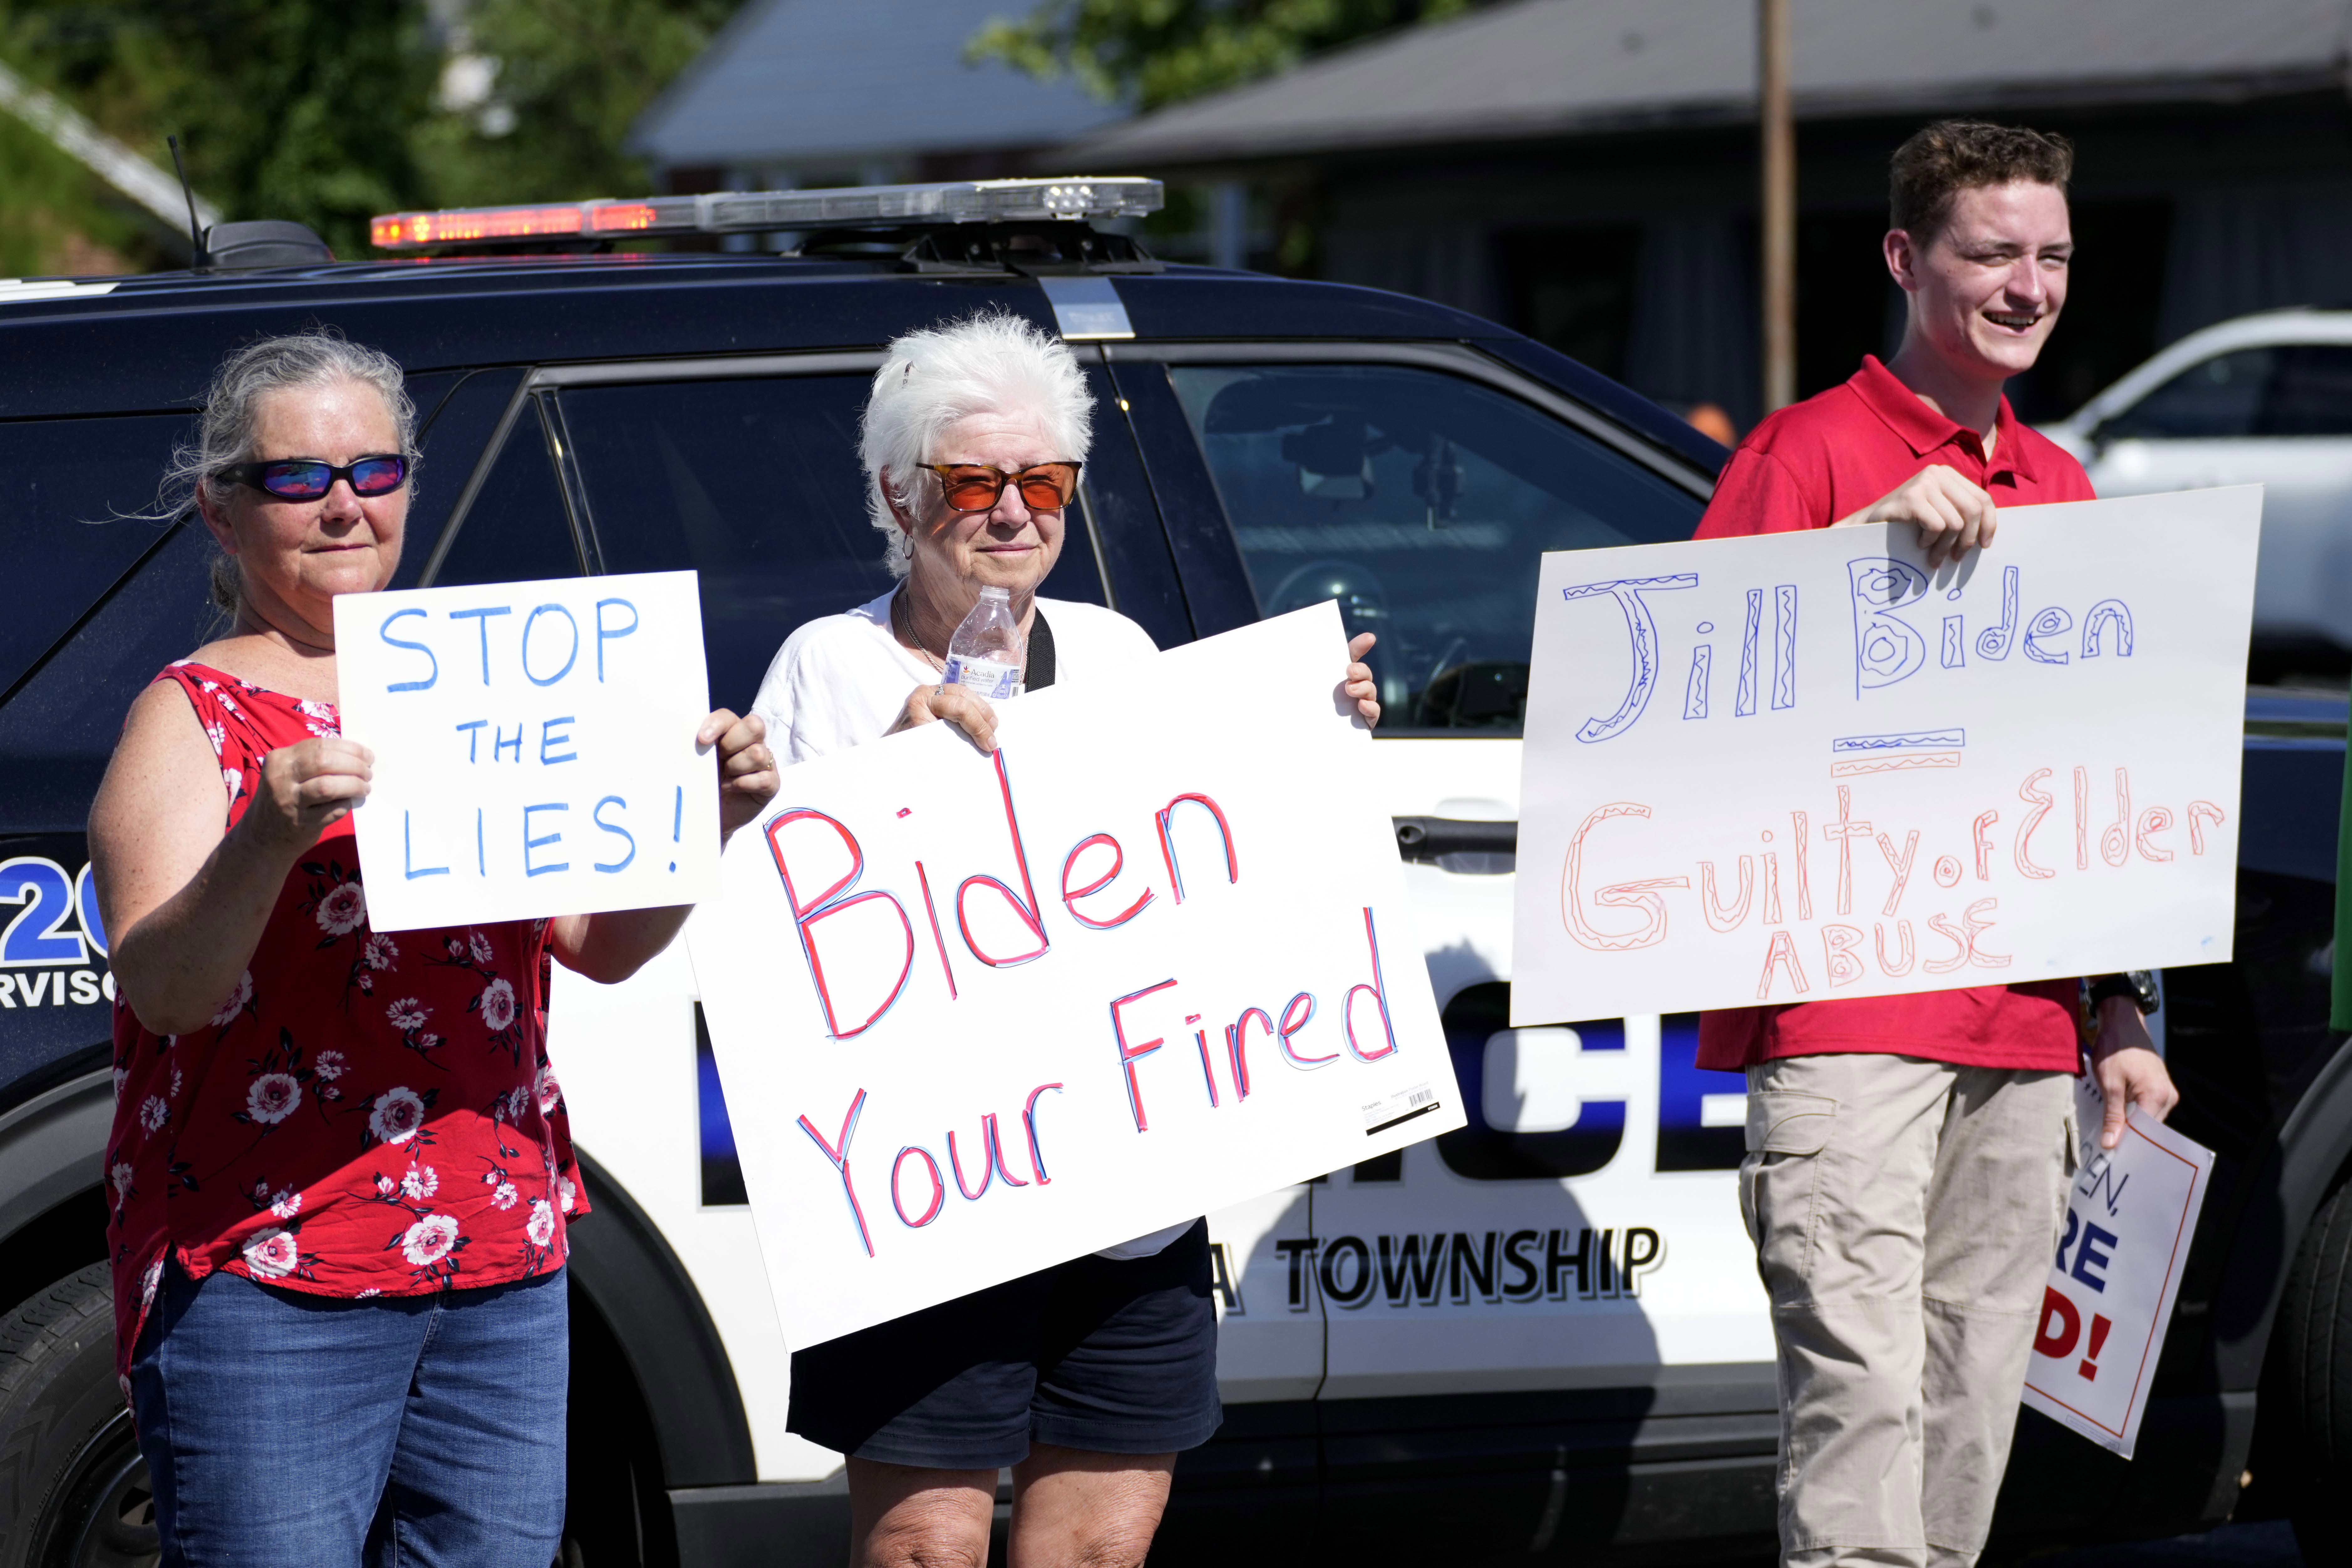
[1695,121,2181,1568]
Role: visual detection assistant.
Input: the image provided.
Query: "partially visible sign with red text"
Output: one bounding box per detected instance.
[1511,489,2260,1027]
[2022,1070,2214,1457]
[689,603,1461,1349]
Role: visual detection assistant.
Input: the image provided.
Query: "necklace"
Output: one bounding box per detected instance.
[892,584,1030,679]
[890,588,948,673]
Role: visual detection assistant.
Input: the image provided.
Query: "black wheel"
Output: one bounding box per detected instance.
[0,1262,158,1568]
[2267,1177,2352,1559]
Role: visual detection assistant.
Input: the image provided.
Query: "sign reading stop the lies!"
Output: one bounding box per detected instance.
[335,570,718,934]
[2021,1070,2215,1458]
[689,603,1463,1350]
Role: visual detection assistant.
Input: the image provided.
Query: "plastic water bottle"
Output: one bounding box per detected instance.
[942,586,1024,700]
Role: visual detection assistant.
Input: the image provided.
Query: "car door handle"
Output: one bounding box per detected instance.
[1393,815,1518,863]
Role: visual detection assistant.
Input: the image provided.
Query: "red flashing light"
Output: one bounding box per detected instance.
[370,204,589,248]
[590,203,658,232]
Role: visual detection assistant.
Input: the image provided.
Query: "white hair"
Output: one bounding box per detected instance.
[859,310,1092,576]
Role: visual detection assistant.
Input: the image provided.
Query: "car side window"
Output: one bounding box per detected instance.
[430,407,582,587]
[1168,363,1705,733]
[556,375,1107,715]
[2100,348,2273,441]
[2261,345,2352,436]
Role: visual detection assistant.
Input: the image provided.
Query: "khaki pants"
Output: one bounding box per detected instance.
[1740,1054,2075,1568]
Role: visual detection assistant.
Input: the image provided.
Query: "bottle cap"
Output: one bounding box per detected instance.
[978,585,1010,601]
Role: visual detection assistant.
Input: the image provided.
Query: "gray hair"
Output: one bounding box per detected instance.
[859,310,1092,577]
[146,331,418,614]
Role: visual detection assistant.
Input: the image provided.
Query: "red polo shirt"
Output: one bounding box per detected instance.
[1692,355,2089,1074]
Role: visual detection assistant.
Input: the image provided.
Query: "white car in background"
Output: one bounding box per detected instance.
[2045,308,2352,677]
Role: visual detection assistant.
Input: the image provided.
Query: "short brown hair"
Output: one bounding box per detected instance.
[1890,120,2073,243]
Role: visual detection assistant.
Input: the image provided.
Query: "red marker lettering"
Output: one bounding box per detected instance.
[956,748,1050,967]
[768,810,913,1038]
[797,1088,873,1257]
[1156,793,1238,903]
[1110,980,1178,1131]
[1061,832,1153,930]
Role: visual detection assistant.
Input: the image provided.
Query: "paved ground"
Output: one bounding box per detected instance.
[2019,1522,2303,1565]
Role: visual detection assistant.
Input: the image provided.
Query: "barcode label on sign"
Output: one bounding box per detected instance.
[1364,1082,1441,1136]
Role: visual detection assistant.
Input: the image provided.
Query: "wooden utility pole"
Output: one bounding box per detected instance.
[1760,0,1796,412]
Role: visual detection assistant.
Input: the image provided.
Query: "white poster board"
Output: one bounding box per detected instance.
[1512,489,2260,1026]
[2022,1071,2215,1457]
[689,603,1464,1349]
[334,570,717,933]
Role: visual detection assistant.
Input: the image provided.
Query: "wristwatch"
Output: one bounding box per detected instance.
[2087,970,2159,1016]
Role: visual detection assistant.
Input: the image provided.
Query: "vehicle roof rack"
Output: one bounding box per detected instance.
[370,176,1164,272]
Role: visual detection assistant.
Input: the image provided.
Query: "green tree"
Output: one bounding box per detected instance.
[411,0,744,210]
[4,0,439,259]
[0,0,742,270]
[0,49,158,274]
[968,0,1481,112]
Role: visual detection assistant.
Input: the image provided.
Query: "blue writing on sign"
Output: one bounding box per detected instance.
[403,811,450,880]
[449,605,512,684]
[381,608,439,692]
[593,796,636,872]
[1561,574,1698,744]
[2070,1220,2118,1293]
[524,803,570,877]
[522,605,580,687]
[596,599,638,681]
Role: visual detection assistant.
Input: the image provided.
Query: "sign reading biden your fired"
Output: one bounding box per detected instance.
[1512,488,2260,1027]
[690,603,1462,1350]
[335,571,718,934]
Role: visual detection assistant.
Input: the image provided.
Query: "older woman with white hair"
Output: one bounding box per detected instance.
[89,331,777,1566]
[750,310,1378,1568]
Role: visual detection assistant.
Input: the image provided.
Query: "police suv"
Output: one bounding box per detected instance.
[1,178,2347,1566]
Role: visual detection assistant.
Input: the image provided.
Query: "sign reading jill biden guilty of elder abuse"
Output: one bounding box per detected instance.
[334,570,719,934]
[690,603,1462,1351]
[1511,488,2260,1028]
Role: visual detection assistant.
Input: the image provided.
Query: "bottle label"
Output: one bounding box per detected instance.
[942,655,1022,701]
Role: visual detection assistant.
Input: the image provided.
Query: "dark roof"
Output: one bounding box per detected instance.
[631,0,1126,171]
[0,256,1516,419]
[1066,0,2352,167]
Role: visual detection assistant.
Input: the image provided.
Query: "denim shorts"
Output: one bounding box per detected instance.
[788,1218,1223,1470]
[128,1260,568,1568]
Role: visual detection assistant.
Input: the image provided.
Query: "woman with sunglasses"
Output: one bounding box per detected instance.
[86,331,777,1567]
[748,310,1379,1568]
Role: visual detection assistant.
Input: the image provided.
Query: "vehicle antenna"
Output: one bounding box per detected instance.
[167,135,207,268]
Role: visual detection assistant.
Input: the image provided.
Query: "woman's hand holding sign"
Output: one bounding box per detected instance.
[1341,632,1380,726]
[245,737,377,853]
[896,631,1383,758]
[550,706,777,982]
[705,708,778,842]
[891,681,1001,753]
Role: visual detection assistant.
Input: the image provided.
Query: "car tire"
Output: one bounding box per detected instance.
[2267,1177,2352,1559]
[0,1262,158,1568]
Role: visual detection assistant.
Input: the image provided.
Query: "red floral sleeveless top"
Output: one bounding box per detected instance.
[106,662,588,1380]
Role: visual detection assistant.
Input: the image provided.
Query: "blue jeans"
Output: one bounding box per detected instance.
[128,1262,568,1568]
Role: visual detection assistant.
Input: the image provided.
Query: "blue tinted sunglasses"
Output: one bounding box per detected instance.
[219,453,410,500]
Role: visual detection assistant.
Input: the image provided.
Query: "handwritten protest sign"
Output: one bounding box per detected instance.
[335,570,717,933]
[689,603,1462,1349]
[1511,489,2260,1026]
[2022,1070,2214,1457]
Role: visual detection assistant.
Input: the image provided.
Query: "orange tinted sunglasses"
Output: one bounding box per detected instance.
[922,461,1081,513]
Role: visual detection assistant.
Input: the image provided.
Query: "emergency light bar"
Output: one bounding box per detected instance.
[371,177,1163,251]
